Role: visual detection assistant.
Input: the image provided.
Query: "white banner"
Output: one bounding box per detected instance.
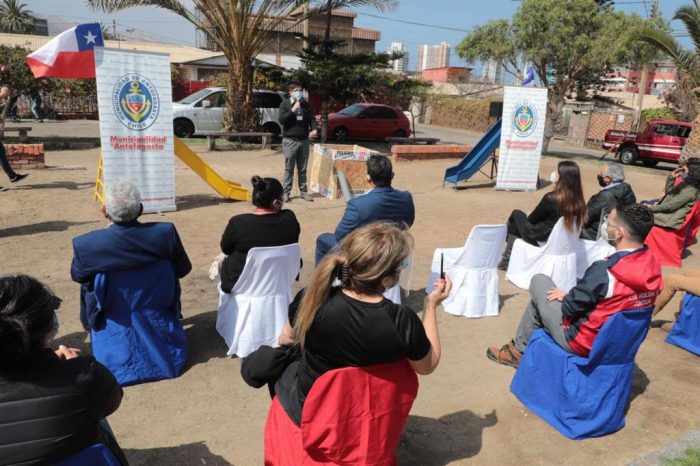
[496,86,548,191]
[95,48,175,212]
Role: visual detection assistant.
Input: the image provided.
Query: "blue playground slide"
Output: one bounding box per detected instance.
[444,119,501,187]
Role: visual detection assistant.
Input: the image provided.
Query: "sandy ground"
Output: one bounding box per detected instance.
[1,145,698,466]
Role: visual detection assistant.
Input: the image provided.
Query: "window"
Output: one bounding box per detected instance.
[196,92,224,108]
[177,88,214,105]
[339,104,366,117]
[253,92,283,109]
[678,126,692,139]
[653,123,678,137]
[360,107,383,119]
[375,107,398,119]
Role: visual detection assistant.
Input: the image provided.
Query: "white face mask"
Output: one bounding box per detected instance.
[292,91,304,101]
[549,171,558,183]
[600,217,620,246]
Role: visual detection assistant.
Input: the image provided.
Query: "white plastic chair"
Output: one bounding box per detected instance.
[575,238,615,278]
[384,285,402,305]
[506,218,580,292]
[426,225,507,318]
[216,243,301,358]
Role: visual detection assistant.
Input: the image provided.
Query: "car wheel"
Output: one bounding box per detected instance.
[618,146,638,165]
[174,119,194,138]
[333,127,349,142]
[392,129,407,138]
[642,160,659,167]
[262,122,281,138]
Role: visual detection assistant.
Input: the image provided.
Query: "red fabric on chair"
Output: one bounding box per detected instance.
[264,360,419,466]
[646,202,700,267]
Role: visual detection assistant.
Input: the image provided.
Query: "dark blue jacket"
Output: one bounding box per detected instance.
[334,186,415,242]
[71,221,192,328]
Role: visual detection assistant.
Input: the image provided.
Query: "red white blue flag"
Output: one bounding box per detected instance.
[26,23,104,79]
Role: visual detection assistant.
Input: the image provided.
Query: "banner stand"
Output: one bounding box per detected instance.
[93,153,105,206]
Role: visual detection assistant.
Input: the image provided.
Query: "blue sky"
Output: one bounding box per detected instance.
[22,0,692,73]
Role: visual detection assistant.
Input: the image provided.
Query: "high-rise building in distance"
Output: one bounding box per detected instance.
[388,42,408,74]
[417,42,450,72]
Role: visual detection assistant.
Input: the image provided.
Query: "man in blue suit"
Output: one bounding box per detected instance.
[71,180,192,329]
[315,155,415,265]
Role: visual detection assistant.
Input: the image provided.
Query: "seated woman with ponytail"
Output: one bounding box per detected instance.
[0,275,126,465]
[274,222,452,425]
[219,175,301,293]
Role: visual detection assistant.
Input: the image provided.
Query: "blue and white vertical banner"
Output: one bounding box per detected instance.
[95,48,176,212]
[496,86,548,191]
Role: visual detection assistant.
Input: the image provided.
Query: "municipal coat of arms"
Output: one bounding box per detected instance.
[112,74,159,131]
[512,102,537,138]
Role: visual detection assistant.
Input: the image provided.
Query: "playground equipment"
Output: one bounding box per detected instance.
[94,138,250,205]
[443,119,501,188]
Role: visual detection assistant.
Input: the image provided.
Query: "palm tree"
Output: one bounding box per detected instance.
[0,0,36,34]
[90,0,317,131]
[633,0,700,160]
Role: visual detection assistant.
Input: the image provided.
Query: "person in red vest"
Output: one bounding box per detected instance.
[487,203,663,367]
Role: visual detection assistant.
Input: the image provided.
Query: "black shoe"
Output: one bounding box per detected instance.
[0,186,6,192]
[301,192,314,202]
[283,193,291,203]
[10,174,28,183]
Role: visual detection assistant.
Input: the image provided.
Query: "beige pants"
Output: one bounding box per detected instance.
[653,268,700,316]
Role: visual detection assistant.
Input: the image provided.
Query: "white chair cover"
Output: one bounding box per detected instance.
[383,284,401,305]
[575,238,615,278]
[506,218,580,292]
[426,224,507,318]
[216,243,301,358]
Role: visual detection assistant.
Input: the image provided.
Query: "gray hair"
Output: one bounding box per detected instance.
[604,162,625,183]
[106,180,141,223]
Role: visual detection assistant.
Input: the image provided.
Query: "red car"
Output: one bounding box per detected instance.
[317,103,411,141]
[603,119,693,166]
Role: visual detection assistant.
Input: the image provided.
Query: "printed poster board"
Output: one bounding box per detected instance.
[95,48,176,212]
[309,144,377,200]
[496,86,548,191]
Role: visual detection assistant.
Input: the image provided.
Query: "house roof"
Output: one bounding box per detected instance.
[0,32,221,64]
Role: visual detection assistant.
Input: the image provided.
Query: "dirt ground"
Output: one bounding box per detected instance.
[1,146,698,466]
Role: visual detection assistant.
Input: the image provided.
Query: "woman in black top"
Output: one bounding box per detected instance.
[219,176,301,293]
[275,222,452,425]
[499,160,586,268]
[0,275,126,465]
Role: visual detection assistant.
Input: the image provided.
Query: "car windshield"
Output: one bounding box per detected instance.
[339,104,366,117]
[177,88,220,105]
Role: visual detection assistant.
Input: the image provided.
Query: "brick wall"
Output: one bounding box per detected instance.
[4,144,46,169]
[587,112,632,142]
[392,144,473,162]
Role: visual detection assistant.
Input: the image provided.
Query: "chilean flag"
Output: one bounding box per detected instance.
[26,23,104,79]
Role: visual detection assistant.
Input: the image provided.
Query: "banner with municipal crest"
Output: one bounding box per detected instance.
[496,86,548,191]
[94,48,175,212]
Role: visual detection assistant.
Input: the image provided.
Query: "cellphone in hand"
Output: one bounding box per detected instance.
[440,253,445,280]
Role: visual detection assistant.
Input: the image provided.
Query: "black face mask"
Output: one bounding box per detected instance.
[597,174,608,187]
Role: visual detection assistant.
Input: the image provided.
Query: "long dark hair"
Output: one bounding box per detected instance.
[553,161,586,233]
[251,176,283,209]
[0,275,60,362]
[673,161,700,194]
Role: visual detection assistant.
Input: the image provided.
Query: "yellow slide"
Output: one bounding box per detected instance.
[174,138,250,201]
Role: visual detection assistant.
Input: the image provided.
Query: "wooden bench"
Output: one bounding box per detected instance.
[206,132,274,150]
[385,137,440,145]
[1,126,32,142]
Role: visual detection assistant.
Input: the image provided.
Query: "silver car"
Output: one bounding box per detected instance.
[172,87,285,138]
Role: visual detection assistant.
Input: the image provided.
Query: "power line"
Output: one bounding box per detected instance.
[359,12,472,33]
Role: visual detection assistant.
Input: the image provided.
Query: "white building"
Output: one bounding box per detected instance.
[417,42,450,72]
[387,41,408,74]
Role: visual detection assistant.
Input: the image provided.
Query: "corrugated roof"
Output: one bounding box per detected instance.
[352,27,380,41]
[0,32,220,64]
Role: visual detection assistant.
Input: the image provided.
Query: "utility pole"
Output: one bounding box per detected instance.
[636,0,659,130]
[302,1,309,49]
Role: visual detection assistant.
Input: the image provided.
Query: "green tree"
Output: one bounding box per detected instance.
[457,0,656,153]
[0,0,35,34]
[0,45,38,131]
[631,0,700,158]
[89,0,323,132]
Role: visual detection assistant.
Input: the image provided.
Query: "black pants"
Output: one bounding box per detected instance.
[507,209,538,246]
[0,140,17,181]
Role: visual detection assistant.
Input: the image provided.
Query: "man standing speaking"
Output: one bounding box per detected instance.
[279,83,317,202]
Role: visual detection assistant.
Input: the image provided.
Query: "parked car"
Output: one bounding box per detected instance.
[172,87,285,138]
[603,119,693,166]
[317,103,411,142]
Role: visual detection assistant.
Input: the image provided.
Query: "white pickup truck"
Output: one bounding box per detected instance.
[172,87,285,138]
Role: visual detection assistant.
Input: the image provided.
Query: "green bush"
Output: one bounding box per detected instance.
[641,107,678,125]
[662,447,700,466]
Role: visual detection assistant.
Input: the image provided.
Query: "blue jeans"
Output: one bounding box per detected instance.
[315,232,337,266]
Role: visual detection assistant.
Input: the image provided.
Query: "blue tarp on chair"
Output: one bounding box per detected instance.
[510,308,652,440]
[666,293,700,356]
[53,444,121,466]
[91,260,187,386]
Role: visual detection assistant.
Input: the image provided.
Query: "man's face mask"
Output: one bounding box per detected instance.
[597,174,608,187]
[600,215,622,246]
[292,91,304,101]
